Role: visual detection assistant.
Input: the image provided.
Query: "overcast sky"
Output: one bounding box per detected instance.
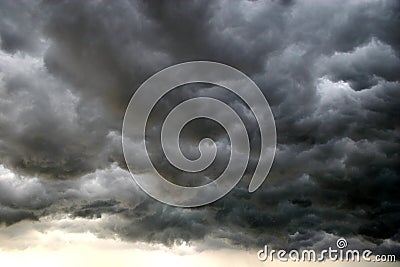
[0,0,399,265]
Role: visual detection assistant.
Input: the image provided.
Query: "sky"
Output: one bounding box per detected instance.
[0,0,399,266]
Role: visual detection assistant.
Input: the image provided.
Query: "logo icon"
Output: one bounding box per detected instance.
[336,237,348,249]
[122,61,276,207]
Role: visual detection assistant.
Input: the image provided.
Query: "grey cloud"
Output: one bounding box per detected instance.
[320,40,400,90]
[0,0,43,54]
[0,207,38,226]
[0,0,399,255]
[0,48,122,179]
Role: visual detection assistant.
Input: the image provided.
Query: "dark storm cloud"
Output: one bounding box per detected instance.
[0,49,122,179]
[0,0,399,255]
[0,0,43,54]
[0,207,38,226]
[320,40,400,90]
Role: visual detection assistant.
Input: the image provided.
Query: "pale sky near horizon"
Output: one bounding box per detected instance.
[0,231,397,267]
[0,218,397,267]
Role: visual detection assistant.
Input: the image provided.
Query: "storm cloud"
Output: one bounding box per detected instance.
[0,0,399,256]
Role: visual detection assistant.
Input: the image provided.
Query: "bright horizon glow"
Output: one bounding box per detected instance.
[0,219,397,267]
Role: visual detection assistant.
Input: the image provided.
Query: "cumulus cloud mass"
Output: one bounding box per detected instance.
[0,0,399,258]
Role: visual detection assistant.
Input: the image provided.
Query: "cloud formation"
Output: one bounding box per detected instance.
[0,0,399,256]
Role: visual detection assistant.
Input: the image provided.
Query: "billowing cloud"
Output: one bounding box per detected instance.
[0,0,399,256]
